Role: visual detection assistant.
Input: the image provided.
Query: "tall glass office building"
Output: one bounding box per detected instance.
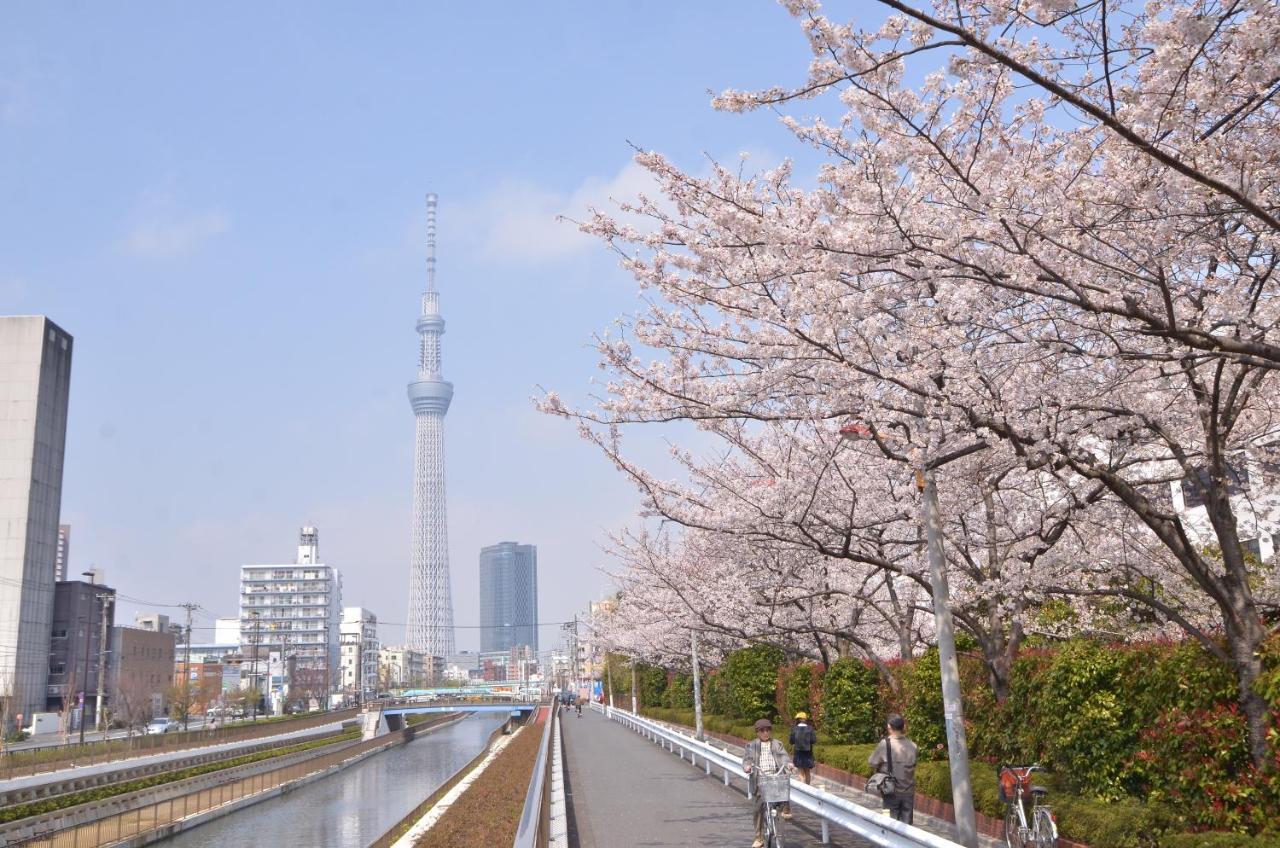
[479,542,538,652]
[0,316,73,724]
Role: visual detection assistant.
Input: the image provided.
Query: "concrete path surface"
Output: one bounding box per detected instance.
[562,707,872,848]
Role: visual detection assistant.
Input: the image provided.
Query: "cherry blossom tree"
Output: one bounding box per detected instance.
[551,0,1280,765]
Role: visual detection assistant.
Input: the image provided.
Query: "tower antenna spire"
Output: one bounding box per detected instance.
[425,193,438,293]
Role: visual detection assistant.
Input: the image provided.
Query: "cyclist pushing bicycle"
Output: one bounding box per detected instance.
[743,718,795,848]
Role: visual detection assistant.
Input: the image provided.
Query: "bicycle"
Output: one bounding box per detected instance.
[999,764,1058,848]
[754,768,791,848]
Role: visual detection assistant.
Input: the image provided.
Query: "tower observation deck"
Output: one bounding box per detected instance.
[406,193,456,659]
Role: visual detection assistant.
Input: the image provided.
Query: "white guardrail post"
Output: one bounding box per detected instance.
[592,702,966,848]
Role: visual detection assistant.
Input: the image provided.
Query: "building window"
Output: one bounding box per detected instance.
[1243,538,1262,560]
[1181,464,1249,508]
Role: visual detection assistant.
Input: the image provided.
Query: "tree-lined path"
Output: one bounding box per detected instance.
[562,708,877,848]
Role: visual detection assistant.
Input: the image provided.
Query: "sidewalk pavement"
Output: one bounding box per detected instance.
[561,707,874,847]
[639,715,1001,848]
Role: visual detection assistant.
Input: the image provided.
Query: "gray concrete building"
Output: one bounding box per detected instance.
[479,542,538,653]
[0,316,73,725]
[47,579,116,726]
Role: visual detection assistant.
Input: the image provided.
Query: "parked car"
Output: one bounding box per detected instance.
[145,718,180,735]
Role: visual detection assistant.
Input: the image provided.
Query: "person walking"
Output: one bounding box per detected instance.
[743,718,793,848]
[789,712,816,786]
[868,714,918,824]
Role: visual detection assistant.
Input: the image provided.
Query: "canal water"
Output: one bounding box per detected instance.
[158,713,506,847]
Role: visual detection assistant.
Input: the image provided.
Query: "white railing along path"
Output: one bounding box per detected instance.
[592,702,965,848]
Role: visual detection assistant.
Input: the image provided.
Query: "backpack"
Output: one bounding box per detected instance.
[793,723,815,752]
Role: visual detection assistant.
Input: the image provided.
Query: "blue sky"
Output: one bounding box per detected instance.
[0,2,856,650]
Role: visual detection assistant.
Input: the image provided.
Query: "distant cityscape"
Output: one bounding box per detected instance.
[0,218,607,736]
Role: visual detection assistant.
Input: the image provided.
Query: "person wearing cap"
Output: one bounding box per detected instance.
[868,714,918,824]
[789,712,816,786]
[743,718,793,848]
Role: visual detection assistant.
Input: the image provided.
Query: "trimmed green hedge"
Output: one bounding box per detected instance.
[1161,833,1280,848]
[821,659,880,744]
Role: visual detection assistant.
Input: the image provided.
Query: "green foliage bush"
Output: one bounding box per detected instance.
[821,658,882,744]
[1128,704,1280,835]
[665,673,695,710]
[897,648,946,758]
[1032,640,1135,799]
[703,669,734,717]
[720,645,785,721]
[1161,832,1280,848]
[637,663,668,709]
[781,663,823,723]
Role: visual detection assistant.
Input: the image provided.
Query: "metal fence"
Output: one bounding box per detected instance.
[0,708,359,781]
[13,721,433,848]
[511,705,553,848]
[597,703,966,848]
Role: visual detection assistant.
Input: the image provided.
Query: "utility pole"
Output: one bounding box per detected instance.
[841,421,978,848]
[250,611,261,721]
[355,615,364,709]
[630,658,638,714]
[179,602,197,732]
[94,594,113,732]
[922,471,977,848]
[606,654,614,713]
[77,571,96,745]
[691,630,704,741]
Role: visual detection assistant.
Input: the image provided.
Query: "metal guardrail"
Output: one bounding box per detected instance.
[596,703,965,848]
[511,705,554,848]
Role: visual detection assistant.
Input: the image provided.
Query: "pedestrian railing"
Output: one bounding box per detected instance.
[596,703,965,848]
[511,705,554,848]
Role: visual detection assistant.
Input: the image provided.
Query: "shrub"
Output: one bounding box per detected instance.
[821,658,882,744]
[637,663,668,709]
[782,663,823,723]
[1032,640,1135,799]
[665,673,695,710]
[1161,832,1280,848]
[703,669,734,717]
[720,645,786,721]
[898,648,947,759]
[1128,704,1280,834]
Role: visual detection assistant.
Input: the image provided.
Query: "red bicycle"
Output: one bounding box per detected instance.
[999,764,1058,848]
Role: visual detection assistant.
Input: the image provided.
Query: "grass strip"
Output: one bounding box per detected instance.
[1,710,355,774]
[372,724,505,848]
[0,729,360,824]
[414,717,545,847]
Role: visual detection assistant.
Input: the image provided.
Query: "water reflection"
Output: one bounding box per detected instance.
[159,714,505,847]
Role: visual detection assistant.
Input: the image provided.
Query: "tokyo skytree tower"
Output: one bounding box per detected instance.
[406,193,456,658]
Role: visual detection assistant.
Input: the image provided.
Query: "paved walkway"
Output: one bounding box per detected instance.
[0,719,347,793]
[562,708,871,848]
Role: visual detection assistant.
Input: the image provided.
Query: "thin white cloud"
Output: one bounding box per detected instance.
[119,192,230,259]
[457,160,660,264]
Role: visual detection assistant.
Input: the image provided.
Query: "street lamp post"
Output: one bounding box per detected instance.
[78,571,96,745]
[840,422,978,848]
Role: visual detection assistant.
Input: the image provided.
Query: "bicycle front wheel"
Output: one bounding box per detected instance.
[1032,808,1058,848]
[1004,805,1023,848]
[770,805,786,848]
